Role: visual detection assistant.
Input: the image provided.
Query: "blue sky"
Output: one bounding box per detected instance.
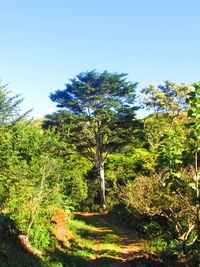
[0,0,199,119]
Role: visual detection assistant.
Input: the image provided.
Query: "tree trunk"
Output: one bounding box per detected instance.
[195,152,200,254]
[98,160,107,210]
[95,122,107,210]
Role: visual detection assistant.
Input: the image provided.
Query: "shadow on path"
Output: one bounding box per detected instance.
[74,213,165,267]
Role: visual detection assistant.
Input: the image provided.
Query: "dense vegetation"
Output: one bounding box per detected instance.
[0,72,199,266]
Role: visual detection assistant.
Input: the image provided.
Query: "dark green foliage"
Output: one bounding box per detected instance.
[0,213,19,241]
[0,243,44,267]
[0,213,44,267]
[50,70,138,115]
[48,70,139,154]
[61,154,90,208]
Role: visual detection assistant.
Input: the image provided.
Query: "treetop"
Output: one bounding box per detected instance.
[50,70,138,116]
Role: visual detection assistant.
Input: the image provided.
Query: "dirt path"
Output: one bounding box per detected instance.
[74,213,163,267]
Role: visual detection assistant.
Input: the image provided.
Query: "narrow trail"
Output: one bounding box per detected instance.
[74,213,163,267]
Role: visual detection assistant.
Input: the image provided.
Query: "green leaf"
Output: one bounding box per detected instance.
[160,134,168,141]
[189,183,196,190]
[187,109,194,117]
[187,91,196,98]
[173,142,183,148]
[176,178,185,186]
[174,159,182,163]
[171,172,181,178]
[165,177,173,187]
[172,150,182,155]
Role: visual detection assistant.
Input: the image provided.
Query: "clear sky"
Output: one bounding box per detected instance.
[0,0,199,119]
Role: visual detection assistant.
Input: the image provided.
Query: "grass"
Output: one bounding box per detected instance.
[41,214,129,267]
[69,216,123,260]
[0,213,149,267]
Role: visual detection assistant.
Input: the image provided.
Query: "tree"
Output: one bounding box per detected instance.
[185,82,200,253]
[0,122,67,248]
[0,81,30,124]
[142,82,200,255]
[141,80,192,114]
[49,70,139,209]
[140,81,192,149]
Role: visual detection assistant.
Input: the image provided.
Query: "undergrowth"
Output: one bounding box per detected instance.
[1,210,199,266]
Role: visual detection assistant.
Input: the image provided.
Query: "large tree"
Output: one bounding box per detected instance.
[49,70,139,209]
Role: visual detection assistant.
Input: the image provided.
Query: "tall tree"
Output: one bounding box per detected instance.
[49,70,139,209]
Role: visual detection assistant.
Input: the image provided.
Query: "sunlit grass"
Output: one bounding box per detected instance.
[70,219,97,232]
[68,217,124,260]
